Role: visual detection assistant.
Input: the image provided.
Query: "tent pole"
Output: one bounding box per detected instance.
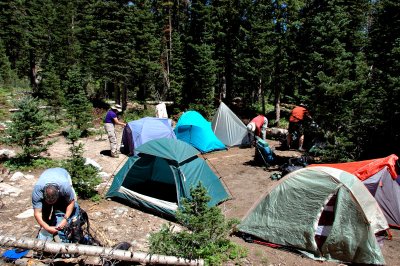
[201,154,235,199]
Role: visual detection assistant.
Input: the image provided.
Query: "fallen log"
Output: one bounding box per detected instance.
[0,235,204,266]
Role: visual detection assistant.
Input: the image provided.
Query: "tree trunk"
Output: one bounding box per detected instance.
[260,77,265,115]
[0,235,204,266]
[122,83,127,111]
[274,87,281,127]
[114,82,121,105]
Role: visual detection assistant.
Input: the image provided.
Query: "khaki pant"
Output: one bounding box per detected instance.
[104,123,117,155]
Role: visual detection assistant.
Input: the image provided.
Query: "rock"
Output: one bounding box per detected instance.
[16,209,34,219]
[85,158,103,171]
[98,171,111,180]
[0,183,24,197]
[24,174,35,179]
[10,172,25,182]
[114,206,129,215]
[0,149,16,160]
[266,127,288,139]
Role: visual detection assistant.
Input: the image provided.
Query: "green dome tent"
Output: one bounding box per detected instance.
[239,166,388,265]
[106,138,230,216]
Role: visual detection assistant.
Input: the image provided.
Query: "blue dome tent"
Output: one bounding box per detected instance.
[174,111,226,153]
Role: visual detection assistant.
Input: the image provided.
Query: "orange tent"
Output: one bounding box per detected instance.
[310,154,400,227]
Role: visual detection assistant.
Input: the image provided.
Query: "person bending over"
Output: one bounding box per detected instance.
[32,168,79,242]
[247,115,268,140]
[287,104,312,151]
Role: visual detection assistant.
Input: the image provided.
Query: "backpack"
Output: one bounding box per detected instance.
[63,207,100,245]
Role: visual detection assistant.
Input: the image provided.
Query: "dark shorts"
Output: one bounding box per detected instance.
[288,122,304,135]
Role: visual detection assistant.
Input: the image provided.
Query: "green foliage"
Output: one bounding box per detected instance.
[1,0,400,160]
[0,87,12,119]
[64,66,93,136]
[123,106,154,122]
[2,96,53,161]
[149,183,247,265]
[64,130,101,200]
[3,157,61,172]
[0,40,15,88]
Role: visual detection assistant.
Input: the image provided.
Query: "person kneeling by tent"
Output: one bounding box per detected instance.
[247,115,268,141]
[32,168,81,243]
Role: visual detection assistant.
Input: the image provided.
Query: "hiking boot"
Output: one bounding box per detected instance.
[298,147,305,152]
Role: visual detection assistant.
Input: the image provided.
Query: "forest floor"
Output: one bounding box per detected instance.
[0,127,399,265]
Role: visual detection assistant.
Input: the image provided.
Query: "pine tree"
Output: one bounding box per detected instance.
[185,0,217,117]
[130,0,162,101]
[0,0,29,79]
[297,0,371,160]
[64,127,100,200]
[64,66,93,136]
[365,0,400,157]
[3,96,52,161]
[149,183,246,264]
[0,40,14,87]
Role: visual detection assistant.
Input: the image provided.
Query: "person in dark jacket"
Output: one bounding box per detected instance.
[104,104,126,158]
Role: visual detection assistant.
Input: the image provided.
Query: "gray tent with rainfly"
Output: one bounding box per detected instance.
[238,166,388,265]
[106,138,230,216]
[211,102,251,147]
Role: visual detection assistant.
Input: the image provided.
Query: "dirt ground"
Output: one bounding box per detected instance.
[1,127,400,265]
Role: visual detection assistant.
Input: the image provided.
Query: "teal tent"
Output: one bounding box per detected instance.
[175,111,226,153]
[106,138,230,216]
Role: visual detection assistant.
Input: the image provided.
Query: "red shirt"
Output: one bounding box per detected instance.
[289,106,309,123]
[250,115,267,136]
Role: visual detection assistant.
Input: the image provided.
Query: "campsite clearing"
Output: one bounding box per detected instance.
[1,128,400,265]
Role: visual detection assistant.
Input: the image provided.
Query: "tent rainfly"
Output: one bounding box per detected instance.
[211,102,251,147]
[310,154,400,227]
[239,166,388,265]
[107,138,230,216]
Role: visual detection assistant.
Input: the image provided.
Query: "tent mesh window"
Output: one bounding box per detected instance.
[315,193,337,249]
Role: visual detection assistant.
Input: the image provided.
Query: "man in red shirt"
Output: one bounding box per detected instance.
[247,115,268,140]
[287,104,312,151]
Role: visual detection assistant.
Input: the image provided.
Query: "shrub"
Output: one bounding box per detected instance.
[149,183,247,265]
[2,96,54,162]
[64,128,101,200]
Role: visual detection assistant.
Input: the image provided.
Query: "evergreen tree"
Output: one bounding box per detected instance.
[0,40,14,87]
[365,0,400,157]
[130,0,162,101]
[0,0,29,79]
[149,183,246,264]
[3,96,52,161]
[297,0,371,160]
[64,128,100,200]
[185,0,218,117]
[39,56,65,119]
[64,66,93,136]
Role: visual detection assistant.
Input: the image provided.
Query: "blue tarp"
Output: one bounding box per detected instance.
[174,111,226,153]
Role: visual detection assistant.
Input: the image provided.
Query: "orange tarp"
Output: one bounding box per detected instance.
[309,154,399,181]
